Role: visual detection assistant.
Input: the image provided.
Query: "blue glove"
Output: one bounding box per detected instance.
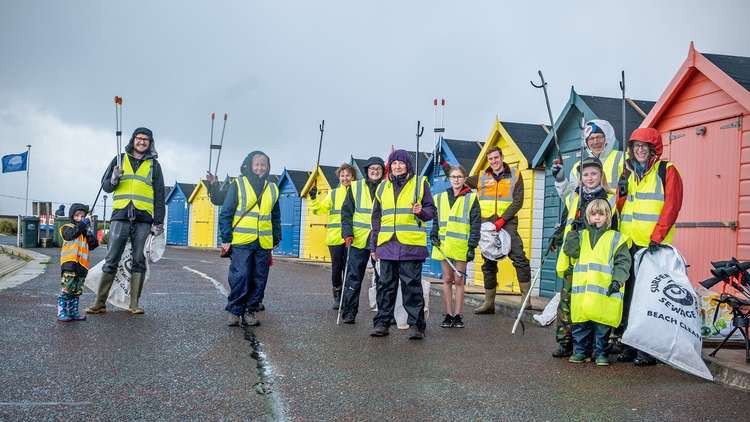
[81,217,90,226]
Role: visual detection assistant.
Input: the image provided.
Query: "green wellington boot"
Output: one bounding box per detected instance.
[129,272,145,315]
[473,289,497,314]
[86,271,115,314]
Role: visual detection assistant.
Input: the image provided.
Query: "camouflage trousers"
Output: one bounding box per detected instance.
[60,272,85,300]
[555,274,572,346]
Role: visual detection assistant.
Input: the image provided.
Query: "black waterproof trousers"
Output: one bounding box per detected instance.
[329,245,347,296]
[340,246,371,320]
[373,260,426,330]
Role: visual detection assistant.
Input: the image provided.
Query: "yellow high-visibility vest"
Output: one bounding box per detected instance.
[59,224,90,269]
[619,160,675,247]
[232,177,279,248]
[113,155,154,216]
[431,191,476,261]
[350,179,375,249]
[556,191,616,278]
[571,229,629,327]
[477,167,517,219]
[311,185,348,246]
[376,176,427,247]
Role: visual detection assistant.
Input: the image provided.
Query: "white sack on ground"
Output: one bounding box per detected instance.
[533,292,560,326]
[622,246,713,381]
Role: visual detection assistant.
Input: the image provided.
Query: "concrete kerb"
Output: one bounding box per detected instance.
[0,244,51,291]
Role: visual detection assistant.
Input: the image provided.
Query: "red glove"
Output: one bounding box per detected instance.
[494,218,506,231]
[344,236,353,247]
[268,254,273,267]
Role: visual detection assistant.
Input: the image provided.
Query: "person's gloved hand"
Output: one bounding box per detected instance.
[81,217,91,227]
[151,224,164,236]
[494,218,506,231]
[571,218,585,232]
[551,159,565,182]
[309,186,318,200]
[466,249,475,262]
[430,234,440,247]
[606,281,621,296]
[618,177,629,199]
[344,236,353,247]
[110,166,123,186]
[647,240,661,253]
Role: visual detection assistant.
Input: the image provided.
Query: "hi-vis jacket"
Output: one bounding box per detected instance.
[113,155,154,216]
[375,176,428,247]
[311,185,349,246]
[231,177,279,248]
[619,160,676,247]
[59,223,99,277]
[430,189,479,261]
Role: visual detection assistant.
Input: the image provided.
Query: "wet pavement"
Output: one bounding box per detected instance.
[2,245,750,420]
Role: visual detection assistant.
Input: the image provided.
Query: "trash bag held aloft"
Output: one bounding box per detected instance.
[479,222,511,261]
[622,245,713,381]
[84,234,165,310]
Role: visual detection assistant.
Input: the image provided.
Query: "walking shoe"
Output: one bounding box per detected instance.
[595,355,610,366]
[568,353,591,363]
[370,325,389,337]
[440,314,453,328]
[57,296,72,322]
[258,303,265,312]
[552,344,573,358]
[616,348,637,363]
[342,315,356,324]
[243,311,260,327]
[69,297,86,321]
[633,355,657,367]
[408,326,425,340]
[451,314,465,328]
[227,313,241,326]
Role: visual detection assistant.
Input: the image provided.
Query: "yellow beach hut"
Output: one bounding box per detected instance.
[299,165,340,262]
[187,180,220,248]
[468,118,548,295]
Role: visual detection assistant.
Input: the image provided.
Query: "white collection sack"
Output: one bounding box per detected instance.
[533,292,560,327]
[84,232,166,310]
[479,222,511,261]
[622,245,713,381]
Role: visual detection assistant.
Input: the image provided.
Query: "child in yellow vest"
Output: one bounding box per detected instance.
[563,199,631,366]
[57,203,99,321]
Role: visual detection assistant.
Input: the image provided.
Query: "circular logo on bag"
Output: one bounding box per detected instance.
[662,283,694,306]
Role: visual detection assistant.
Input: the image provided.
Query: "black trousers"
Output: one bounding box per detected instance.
[340,246,371,319]
[328,244,347,292]
[480,221,530,290]
[373,260,426,330]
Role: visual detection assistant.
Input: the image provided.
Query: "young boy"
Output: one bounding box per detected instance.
[563,199,631,366]
[58,203,99,322]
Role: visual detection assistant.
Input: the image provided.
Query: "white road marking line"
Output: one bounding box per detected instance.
[0,402,91,407]
[183,266,228,297]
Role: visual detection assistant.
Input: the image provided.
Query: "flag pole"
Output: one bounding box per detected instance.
[25,144,31,216]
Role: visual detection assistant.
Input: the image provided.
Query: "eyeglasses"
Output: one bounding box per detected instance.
[632,142,650,150]
[134,137,150,142]
[449,175,465,180]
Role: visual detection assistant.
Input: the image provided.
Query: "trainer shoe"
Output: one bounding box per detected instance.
[408,326,425,340]
[451,314,465,328]
[595,355,610,366]
[440,314,453,328]
[568,353,591,363]
[227,313,241,327]
[370,325,389,337]
[243,311,260,327]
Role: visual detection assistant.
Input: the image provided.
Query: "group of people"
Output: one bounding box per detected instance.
[54,120,683,364]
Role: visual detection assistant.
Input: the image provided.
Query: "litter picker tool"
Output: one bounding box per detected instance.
[114,96,123,169]
[620,71,627,152]
[414,120,425,203]
[531,71,562,163]
[434,245,469,283]
[336,246,352,325]
[313,120,325,189]
[208,112,228,177]
[512,242,556,335]
[207,112,216,175]
[577,117,586,218]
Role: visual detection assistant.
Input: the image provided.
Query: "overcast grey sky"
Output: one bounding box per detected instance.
[1,1,749,216]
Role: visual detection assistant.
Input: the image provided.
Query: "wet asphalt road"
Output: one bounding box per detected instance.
[2,244,750,421]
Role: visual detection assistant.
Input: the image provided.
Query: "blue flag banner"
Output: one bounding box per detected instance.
[1,152,28,173]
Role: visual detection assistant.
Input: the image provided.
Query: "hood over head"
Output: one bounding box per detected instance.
[583,119,616,160]
[240,151,271,179]
[68,203,89,219]
[125,127,158,159]
[628,127,663,158]
[362,156,385,173]
[386,149,415,180]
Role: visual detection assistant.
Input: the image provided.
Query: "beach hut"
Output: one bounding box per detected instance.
[350,156,369,179]
[418,138,484,278]
[188,180,220,248]
[466,119,548,294]
[299,165,340,262]
[275,168,310,257]
[165,182,195,246]
[531,88,655,297]
[639,43,750,285]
